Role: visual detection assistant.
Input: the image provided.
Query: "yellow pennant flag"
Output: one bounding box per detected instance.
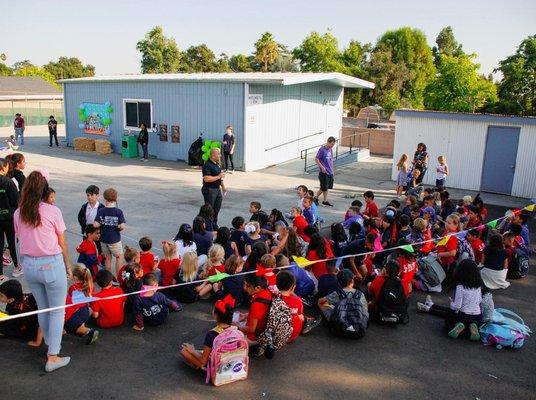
[292,256,314,268]
[436,236,450,247]
[523,204,535,212]
[0,311,8,320]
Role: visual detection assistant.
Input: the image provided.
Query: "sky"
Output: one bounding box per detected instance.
[2,0,535,77]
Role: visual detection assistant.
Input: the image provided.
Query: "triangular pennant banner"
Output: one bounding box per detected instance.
[523,204,535,212]
[292,256,314,268]
[0,311,8,320]
[486,219,498,229]
[436,236,450,247]
[208,271,230,284]
[400,244,414,253]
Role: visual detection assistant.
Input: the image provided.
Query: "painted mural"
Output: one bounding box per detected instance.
[78,102,113,135]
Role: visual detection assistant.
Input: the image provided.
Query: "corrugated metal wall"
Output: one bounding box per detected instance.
[64,81,245,167]
[393,115,536,198]
[244,83,343,170]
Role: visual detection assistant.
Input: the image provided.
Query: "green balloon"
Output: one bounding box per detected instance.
[210,141,220,149]
[107,107,113,113]
[202,153,209,161]
[201,145,209,152]
[103,117,112,126]
[78,114,86,122]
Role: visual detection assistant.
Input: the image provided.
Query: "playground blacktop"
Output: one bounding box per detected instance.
[1,126,535,400]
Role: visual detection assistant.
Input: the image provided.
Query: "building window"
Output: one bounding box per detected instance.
[123,99,152,130]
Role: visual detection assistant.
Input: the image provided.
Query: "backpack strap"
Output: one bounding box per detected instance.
[494,308,532,334]
[337,289,348,300]
[252,297,272,306]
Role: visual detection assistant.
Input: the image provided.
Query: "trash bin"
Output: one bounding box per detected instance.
[121,135,138,158]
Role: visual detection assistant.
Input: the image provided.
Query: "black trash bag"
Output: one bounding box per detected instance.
[188,135,204,166]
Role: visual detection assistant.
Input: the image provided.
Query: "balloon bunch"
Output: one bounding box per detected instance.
[201,139,221,162]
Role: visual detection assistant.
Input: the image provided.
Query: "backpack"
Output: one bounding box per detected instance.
[205,326,249,386]
[507,247,530,279]
[456,237,475,266]
[378,278,409,324]
[329,290,369,339]
[479,308,532,349]
[255,293,292,353]
[415,255,446,292]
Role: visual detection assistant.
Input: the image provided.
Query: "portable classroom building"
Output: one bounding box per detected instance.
[393,109,536,198]
[61,73,374,171]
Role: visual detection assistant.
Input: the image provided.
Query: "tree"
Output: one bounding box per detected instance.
[254,32,279,72]
[12,60,35,71]
[293,31,345,72]
[215,53,231,72]
[14,66,60,89]
[374,27,436,108]
[424,54,498,112]
[341,40,370,77]
[43,57,95,80]
[0,63,12,76]
[180,44,218,72]
[432,26,463,66]
[270,44,299,72]
[494,35,536,116]
[136,26,181,73]
[229,54,253,72]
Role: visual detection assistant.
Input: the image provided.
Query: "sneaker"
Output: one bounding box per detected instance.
[253,346,265,357]
[264,345,275,359]
[301,317,322,335]
[12,267,24,278]
[86,329,99,345]
[142,158,148,162]
[448,322,465,339]
[45,356,71,373]
[228,170,234,174]
[469,323,480,341]
[381,315,399,323]
[313,197,319,206]
[416,302,430,312]
[322,201,334,207]
[140,158,145,161]
[425,295,434,308]
[3,255,12,266]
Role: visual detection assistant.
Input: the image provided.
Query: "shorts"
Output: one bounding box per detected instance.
[64,306,90,334]
[101,241,123,257]
[435,178,446,188]
[318,172,334,192]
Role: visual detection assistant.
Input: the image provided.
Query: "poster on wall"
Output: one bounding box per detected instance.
[171,125,180,143]
[78,102,113,135]
[159,124,168,141]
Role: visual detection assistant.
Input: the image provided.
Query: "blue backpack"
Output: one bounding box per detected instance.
[479,308,532,349]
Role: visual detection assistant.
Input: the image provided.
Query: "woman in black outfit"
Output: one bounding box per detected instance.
[137,123,149,162]
[412,142,428,184]
[0,158,20,281]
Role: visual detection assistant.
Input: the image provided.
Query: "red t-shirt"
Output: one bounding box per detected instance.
[470,238,485,264]
[364,201,379,218]
[293,215,310,242]
[368,275,409,312]
[307,241,334,279]
[158,258,181,286]
[207,264,225,277]
[77,239,97,256]
[247,289,272,341]
[65,282,93,322]
[92,286,126,328]
[116,265,127,286]
[398,256,417,295]
[139,252,156,276]
[281,294,303,342]
[437,235,458,267]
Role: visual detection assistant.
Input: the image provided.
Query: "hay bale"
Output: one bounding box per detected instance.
[95,139,112,154]
[73,137,95,152]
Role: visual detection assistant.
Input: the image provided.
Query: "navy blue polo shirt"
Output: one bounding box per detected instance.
[202,160,222,188]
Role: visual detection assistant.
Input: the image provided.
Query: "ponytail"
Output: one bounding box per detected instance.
[72,264,94,296]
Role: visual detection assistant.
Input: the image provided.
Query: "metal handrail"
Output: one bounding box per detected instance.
[265,131,323,152]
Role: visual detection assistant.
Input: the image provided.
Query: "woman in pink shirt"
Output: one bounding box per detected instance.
[14,171,72,372]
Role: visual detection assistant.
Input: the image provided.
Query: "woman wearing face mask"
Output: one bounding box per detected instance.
[222,125,235,173]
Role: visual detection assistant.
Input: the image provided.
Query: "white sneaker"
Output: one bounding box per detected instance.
[417,302,430,312]
[142,158,148,162]
[425,295,434,308]
[12,267,24,278]
[140,158,145,161]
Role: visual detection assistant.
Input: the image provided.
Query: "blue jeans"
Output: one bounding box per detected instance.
[15,127,24,145]
[22,254,67,355]
[140,144,148,159]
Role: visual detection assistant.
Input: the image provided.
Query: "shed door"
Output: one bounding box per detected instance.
[481,126,520,195]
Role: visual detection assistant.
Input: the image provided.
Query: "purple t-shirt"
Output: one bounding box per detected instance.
[316,145,334,175]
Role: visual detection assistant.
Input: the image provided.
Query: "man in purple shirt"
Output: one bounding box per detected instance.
[14,113,25,145]
[314,136,336,207]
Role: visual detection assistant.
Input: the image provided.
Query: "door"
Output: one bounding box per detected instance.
[481,126,520,194]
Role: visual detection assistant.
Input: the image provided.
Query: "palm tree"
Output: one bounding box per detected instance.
[254,32,279,72]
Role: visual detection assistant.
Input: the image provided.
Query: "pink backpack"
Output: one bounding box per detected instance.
[205,326,249,386]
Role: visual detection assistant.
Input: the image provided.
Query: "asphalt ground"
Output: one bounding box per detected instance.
[1,130,535,400]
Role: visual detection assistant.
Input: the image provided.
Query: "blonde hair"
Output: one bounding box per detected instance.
[413,217,427,232]
[446,213,462,232]
[412,169,421,177]
[204,244,225,273]
[260,254,276,268]
[162,241,177,261]
[72,263,94,296]
[462,195,472,205]
[225,255,244,275]
[438,155,446,163]
[397,154,408,169]
[181,251,199,282]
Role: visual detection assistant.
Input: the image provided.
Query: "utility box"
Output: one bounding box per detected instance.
[121,135,138,158]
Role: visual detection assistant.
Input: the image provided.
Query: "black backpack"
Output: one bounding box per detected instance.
[507,247,530,279]
[378,278,409,324]
[329,290,368,339]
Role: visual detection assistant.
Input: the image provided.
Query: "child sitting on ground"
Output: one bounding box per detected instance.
[158,241,181,287]
[363,191,379,219]
[139,236,158,278]
[64,264,99,344]
[180,294,236,370]
[342,206,363,231]
[480,234,510,289]
[218,255,245,305]
[368,260,407,319]
[466,228,485,264]
[0,279,42,346]
[259,254,277,289]
[121,262,144,313]
[302,196,316,226]
[291,207,310,242]
[230,216,248,257]
[76,225,103,278]
[317,270,368,321]
[173,251,213,303]
[244,221,269,255]
[417,259,483,341]
[92,270,126,328]
[237,274,272,345]
[117,245,141,286]
[276,271,304,343]
[277,255,316,300]
[202,244,226,277]
[132,273,181,331]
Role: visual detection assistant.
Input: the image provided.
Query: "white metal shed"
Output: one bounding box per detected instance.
[392,110,536,198]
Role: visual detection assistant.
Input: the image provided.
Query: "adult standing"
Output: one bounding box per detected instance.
[13,171,72,372]
[314,136,336,207]
[14,113,25,145]
[137,123,149,162]
[222,125,235,173]
[201,148,224,225]
[412,142,428,185]
[0,158,19,282]
[48,115,58,147]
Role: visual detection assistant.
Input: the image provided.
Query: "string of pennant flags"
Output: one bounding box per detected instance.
[0,203,533,323]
